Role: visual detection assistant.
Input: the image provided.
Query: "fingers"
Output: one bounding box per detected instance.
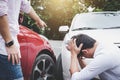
[14,54,19,64]
[8,52,20,65]
[66,38,83,54]
[66,45,70,51]
[36,20,47,28]
[12,54,15,65]
[43,22,47,27]
[70,38,76,45]
[73,38,83,49]
[12,54,19,65]
[79,43,83,50]
[8,54,11,62]
[66,39,73,51]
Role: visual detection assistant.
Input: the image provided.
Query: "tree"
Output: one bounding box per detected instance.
[79,0,120,11]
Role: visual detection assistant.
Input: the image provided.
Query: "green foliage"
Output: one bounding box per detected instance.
[22,14,44,34]
[80,0,120,11]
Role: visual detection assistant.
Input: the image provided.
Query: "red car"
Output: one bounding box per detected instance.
[18,25,56,80]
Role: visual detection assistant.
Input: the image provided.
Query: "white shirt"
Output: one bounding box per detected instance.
[0,0,31,56]
[71,42,120,80]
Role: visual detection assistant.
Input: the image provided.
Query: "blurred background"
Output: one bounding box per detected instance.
[22,0,120,40]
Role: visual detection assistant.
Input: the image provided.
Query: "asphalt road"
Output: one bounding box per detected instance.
[49,40,62,59]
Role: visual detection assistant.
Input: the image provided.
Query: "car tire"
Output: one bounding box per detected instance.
[31,54,56,80]
[56,54,64,80]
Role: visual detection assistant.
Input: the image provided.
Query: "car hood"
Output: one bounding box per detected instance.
[66,28,120,46]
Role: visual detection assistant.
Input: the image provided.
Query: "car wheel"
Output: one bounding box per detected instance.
[56,54,64,80]
[31,54,56,80]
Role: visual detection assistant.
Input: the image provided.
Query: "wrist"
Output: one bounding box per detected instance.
[35,15,41,21]
[5,40,14,47]
[71,53,77,57]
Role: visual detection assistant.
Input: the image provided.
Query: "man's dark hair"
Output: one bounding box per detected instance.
[72,34,96,57]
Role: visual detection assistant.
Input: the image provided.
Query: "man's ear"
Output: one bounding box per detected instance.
[82,49,88,54]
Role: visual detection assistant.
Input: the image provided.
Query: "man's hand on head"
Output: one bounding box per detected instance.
[66,39,83,56]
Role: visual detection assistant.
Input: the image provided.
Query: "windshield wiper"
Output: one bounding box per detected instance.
[72,27,97,31]
[103,26,120,29]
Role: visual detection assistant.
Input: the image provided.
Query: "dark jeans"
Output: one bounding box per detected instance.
[0,54,23,80]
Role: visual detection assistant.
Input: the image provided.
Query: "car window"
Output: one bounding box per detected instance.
[71,12,120,31]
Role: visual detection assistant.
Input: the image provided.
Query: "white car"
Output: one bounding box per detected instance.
[56,11,120,80]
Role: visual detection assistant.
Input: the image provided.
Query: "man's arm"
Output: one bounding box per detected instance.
[0,15,20,65]
[0,15,12,42]
[66,39,83,75]
[27,7,47,28]
[70,53,80,75]
[21,0,47,28]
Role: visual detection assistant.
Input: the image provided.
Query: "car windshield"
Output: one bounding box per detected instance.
[71,12,120,31]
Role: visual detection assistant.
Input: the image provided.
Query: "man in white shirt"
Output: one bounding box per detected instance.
[67,34,120,80]
[0,0,46,80]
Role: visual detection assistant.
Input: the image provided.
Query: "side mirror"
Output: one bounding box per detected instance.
[59,26,69,33]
